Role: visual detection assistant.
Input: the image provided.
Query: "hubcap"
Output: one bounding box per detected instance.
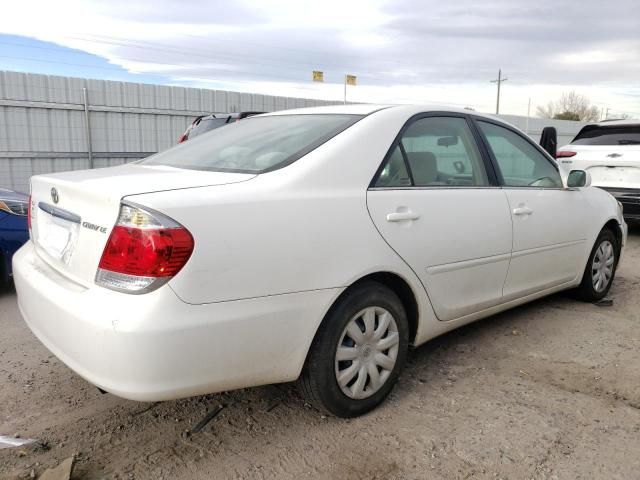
[592,240,615,293]
[334,307,400,400]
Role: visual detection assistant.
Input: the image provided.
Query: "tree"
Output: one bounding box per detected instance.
[536,91,601,122]
[554,111,581,121]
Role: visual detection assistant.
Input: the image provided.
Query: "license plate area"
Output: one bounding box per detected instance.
[36,202,81,264]
[589,166,640,185]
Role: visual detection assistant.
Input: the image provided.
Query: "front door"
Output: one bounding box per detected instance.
[475,119,589,300]
[367,115,513,321]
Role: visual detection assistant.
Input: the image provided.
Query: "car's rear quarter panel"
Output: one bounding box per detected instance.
[128,109,424,305]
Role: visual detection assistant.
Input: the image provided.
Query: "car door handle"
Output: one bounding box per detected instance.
[513,206,533,216]
[386,211,420,222]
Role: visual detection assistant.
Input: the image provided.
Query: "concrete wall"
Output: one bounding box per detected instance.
[0,71,586,192]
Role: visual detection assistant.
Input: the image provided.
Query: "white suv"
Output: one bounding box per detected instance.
[557,120,640,221]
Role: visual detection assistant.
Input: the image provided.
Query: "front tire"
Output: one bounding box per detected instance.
[575,229,619,302]
[298,281,409,418]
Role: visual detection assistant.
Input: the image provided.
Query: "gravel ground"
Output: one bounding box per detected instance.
[1,226,639,480]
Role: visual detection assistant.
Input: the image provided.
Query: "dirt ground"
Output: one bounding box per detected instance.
[1,226,639,480]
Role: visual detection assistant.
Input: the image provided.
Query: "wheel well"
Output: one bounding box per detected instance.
[346,272,419,344]
[603,219,623,254]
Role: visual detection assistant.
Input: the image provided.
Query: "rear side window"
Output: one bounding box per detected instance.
[374,116,489,187]
[572,125,640,145]
[478,121,562,188]
[144,114,362,173]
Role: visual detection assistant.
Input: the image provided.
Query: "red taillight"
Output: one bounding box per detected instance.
[98,225,194,277]
[27,194,32,230]
[178,133,188,143]
[96,203,194,293]
[556,151,577,158]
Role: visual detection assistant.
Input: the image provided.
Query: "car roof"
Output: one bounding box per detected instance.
[200,113,236,119]
[263,104,504,122]
[587,119,640,127]
[0,188,28,200]
[200,112,264,120]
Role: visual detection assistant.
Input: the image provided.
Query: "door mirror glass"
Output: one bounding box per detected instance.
[567,169,591,188]
[539,126,557,158]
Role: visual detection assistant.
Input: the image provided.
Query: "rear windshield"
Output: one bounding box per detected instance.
[187,117,231,138]
[572,125,640,145]
[143,114,362,173]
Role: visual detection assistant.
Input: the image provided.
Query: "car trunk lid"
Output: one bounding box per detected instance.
[557,145,640,189]
[30,164,254,287]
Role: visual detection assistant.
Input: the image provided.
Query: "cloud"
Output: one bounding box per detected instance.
[0,0,638,116]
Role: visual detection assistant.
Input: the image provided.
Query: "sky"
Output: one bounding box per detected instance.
[0,0,638,118]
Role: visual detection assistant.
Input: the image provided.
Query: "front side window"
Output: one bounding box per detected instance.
[374,116,489,187]
[144,114,362,173]
[478,121,562,188]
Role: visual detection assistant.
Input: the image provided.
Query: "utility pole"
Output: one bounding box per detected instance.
[526,97,531,135]
[344,75,347,105]
[490,69,508,114]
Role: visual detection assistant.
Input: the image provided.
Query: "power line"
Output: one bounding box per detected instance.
[0,54,476,108]
[0,38,474,91]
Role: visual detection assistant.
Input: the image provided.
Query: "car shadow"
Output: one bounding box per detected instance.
[0,279,16,298]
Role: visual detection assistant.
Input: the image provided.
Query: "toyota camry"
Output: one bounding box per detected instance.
[13,105,627,417]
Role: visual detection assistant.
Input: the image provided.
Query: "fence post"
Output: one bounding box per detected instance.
[82,87,93,169]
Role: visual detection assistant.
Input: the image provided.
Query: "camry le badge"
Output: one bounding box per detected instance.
[51,187,59,204]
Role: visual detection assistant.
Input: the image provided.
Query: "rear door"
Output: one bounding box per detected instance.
[475,119,589,300]
[367,114,512,321]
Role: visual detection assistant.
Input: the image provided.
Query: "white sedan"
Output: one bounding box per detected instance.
[14,105,626,417]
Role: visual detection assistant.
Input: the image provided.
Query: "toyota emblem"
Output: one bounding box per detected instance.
[51,187,59,204]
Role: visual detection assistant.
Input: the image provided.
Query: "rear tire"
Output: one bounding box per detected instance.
[298,281,409,418]
[575,229,619,302]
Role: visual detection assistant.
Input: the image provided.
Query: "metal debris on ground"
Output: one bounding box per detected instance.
[37,456,74,480]
[595,298,614,307]
[191,404,225,433]
[265,399,282,412]
[0,435,36,449]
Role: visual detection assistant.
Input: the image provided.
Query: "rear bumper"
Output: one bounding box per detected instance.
[13,241,339,401]
[599,187,640,220]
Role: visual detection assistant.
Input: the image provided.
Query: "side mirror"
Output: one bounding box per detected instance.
[539,126,557,158]
[567,169,591,188]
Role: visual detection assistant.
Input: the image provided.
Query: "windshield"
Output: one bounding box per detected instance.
[572,125,640,145]
[144,114,362,173]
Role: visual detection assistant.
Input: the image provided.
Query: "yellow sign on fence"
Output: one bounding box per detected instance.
[312,71,324,82]
[345,74,357,86]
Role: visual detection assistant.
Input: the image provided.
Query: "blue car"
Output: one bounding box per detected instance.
[0,188,29,283]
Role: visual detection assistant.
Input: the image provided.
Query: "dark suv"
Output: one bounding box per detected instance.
[178,112,265,143]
